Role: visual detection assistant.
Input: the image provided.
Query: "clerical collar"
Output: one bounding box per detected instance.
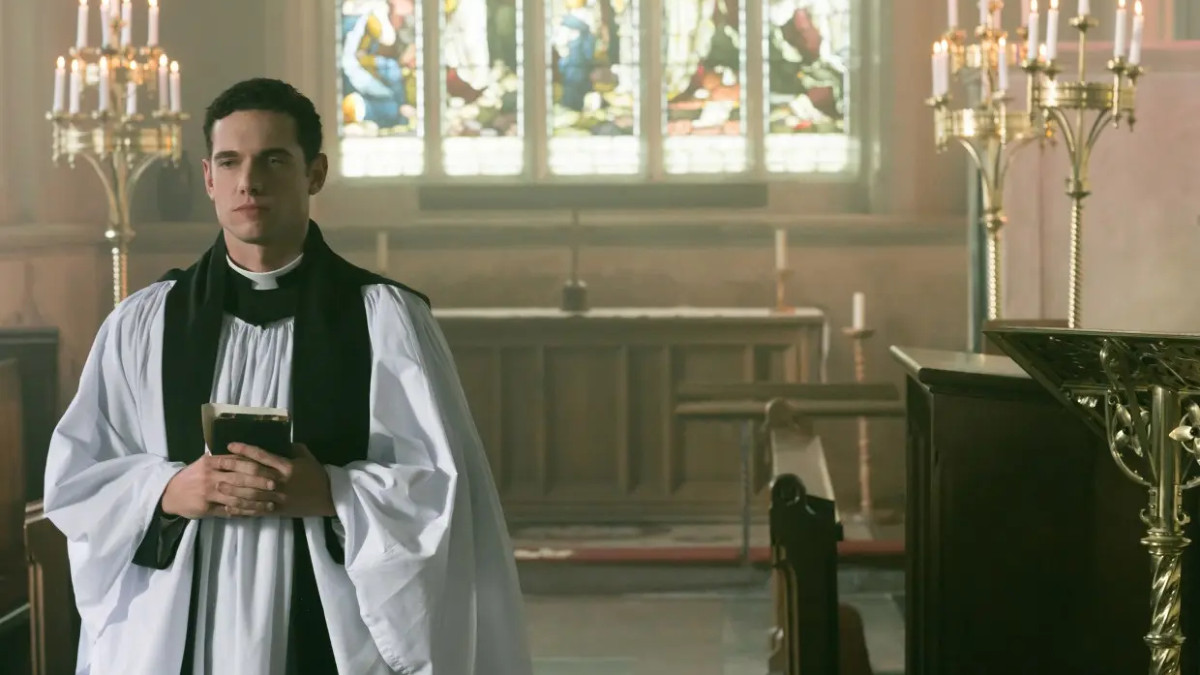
[226,254,304,290]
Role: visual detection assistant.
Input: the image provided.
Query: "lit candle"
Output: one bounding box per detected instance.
[852,293,865,330]
[948,0,958,27]
[1027,0,1040,62]
[169,60,181,112]
[157,54,168,110]
[76,0,89,48]
[126,64,138,116]
[998,37,1009,91]
[1114,0,1128,59]
[148,0,160,46]
[1079,0,1090,16]
[69,60,81,114]
[1045,0,1059,61]
[1129,1,1144,65]
[121,0,132,47]
[53,57,67,112]
[98,56,110,112]
[775,228,788,271]
[376,232,389,273]
[100,0,111,48]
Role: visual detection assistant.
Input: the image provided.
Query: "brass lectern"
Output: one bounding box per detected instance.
[988,327,1200,675]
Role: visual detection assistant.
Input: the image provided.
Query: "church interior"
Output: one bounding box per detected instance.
[2,0,1200,673]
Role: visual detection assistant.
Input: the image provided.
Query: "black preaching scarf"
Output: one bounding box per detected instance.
[131,221,427,675]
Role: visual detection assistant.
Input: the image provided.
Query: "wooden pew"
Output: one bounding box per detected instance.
[24,501,76,675]
[0,359,32,675]
[766,399,874,675]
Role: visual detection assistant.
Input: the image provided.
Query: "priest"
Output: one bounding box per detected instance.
[42,78,533,675]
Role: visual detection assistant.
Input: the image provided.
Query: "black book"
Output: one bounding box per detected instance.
[201,403,293,458]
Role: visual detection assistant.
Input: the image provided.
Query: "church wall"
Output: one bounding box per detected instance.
[0,0,979,515]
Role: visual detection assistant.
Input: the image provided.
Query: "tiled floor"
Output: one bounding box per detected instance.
[522,568,905,675]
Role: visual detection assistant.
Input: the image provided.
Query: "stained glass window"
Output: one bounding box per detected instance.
[763,0,853,173]
[337,0,424,177]
[441,0,524,176]
[663,0,747,174]
[546,0,640,175]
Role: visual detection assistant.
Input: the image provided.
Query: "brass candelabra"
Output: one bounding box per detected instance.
[48,0,187,308]
[929,1,1040,322]
[1026,0,1143,328]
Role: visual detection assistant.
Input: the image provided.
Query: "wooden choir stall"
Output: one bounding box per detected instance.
[891,345,1185,675]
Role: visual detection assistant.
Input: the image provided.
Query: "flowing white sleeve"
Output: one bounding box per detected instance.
[324,289,460,672]
[42,291,187,638]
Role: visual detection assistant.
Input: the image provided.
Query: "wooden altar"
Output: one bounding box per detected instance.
[434,307,828,522]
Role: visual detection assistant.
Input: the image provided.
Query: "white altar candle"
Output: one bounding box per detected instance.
[76,0,89,48]
[1129,1,1144,65]
[852,293,865,330]
[148,0,160,46]
[939,41,951,95]
[53,57,66,113]
[993,6,1002,28]
[1021,0,1031,19]
[998,37,1009,91]
[978,0,988,26]
[1045,0,1059,61]
[98,56,110,112]
[376,232,389,273]
[157,54,168,110]
[169,60,181,113]
[1027,0,1040,62]
[775,228,787,271]
[100,0,111,48]
[126,65,138,116]
[948,0,958,27]
[931,43,941,97]
[1114,0,1128,59]
[68,60,81,114]
[121,0,132,47]
[1078,0,1090,16]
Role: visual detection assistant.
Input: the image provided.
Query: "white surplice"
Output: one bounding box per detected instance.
[43,273,534,675]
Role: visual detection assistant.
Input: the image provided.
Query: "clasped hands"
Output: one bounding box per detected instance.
[160,443,336,519]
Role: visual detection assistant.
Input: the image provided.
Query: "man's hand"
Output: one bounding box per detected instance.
[160,453,286,519]
[227,442,336,518]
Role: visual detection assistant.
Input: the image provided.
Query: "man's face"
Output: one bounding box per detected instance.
[202,110,327,248]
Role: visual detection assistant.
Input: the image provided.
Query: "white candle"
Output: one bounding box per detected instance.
[1114,0,1128,59]
[157,54,168,110]
[938,41,951,96]
[1027,0,1040,62]
[998,37,1009,91]
[1079,0,1090,16]
[979,0,988,26]
[775,228,787,270]
[53,57,67,112]
[148,0,160,46]
[1046,0,1059,61]
[993,7,1002,27]
[948,0,958,27]
[1021,0,1031,18]
[376,232,389,272]
[76,0,89,48]
[121,0,132,47]
[1129,1,1144,65]
[69,60,81,114]
[931,43,941,97]
[100,0,111,48]
[169,60,181,112]
[852,293,865,330]
[126,65,138,115]
[98,56,110,112]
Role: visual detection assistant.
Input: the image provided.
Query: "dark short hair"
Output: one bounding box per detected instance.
[203,78,323,164]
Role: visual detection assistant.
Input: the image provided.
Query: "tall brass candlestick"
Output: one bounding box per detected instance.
[1026,4,1142,328]
[843,326,874,518]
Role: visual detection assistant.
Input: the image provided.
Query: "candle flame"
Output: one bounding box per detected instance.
[1135,0,1142,14]
[79,0,87,6]
[122,0,131,5]
[1038,44,1047,59]
[100,56,109,71]
[57,56,66,69]
[149,0,158,6]
[1050,0,1058,9]
[71,59,80,73]
[159,54,168,67]
[170,60,179,74]
[1031,0,1038,11]
[1118,0,1126,8]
